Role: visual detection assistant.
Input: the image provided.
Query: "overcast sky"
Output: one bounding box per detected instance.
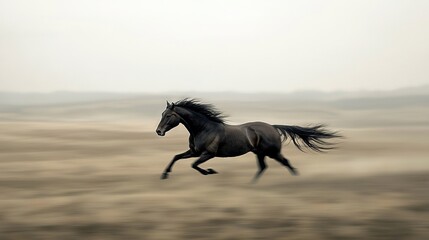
[0,0,428,93]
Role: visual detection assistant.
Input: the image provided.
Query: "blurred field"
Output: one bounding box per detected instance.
[0,90,428,239]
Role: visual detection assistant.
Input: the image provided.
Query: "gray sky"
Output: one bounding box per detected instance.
[1,0,428,93]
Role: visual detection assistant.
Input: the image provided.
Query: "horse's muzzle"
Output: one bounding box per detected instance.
[156,129,165,136]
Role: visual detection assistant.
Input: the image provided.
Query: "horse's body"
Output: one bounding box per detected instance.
[156,99,340,182]
[213,122,281,157]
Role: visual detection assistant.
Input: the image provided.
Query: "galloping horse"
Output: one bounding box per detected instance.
[156,98,340,182]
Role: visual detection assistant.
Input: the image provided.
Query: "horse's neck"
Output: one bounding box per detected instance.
[175,107,219,137]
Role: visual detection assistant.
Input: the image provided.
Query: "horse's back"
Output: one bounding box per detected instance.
[241,122,279,136]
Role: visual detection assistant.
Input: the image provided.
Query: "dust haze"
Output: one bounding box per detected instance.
[0,88,428,239]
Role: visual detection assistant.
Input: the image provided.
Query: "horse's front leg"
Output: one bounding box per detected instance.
[191,152,218,175]
[161,149,198,179]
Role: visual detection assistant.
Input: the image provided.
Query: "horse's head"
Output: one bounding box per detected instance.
[156,101,181,136]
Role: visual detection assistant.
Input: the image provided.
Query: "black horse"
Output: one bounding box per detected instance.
[156,98,340,182]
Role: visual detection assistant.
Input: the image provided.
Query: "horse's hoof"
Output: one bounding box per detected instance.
[207,168,218,174]
[160,173,169,179]
[291,168,299,176]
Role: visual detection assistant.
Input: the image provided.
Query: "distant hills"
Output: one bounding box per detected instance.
[0,85,427,127]
[0,85,428,106]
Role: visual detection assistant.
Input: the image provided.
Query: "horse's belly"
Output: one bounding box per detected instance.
[216,145,249,157]
[216,135,251,157]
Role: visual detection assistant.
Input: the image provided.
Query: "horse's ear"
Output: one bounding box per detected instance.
[166,101,174,109]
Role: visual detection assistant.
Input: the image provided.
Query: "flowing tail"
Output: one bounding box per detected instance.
[273,124,341,152]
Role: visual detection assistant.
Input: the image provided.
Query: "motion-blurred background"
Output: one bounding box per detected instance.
[1,1,428,239]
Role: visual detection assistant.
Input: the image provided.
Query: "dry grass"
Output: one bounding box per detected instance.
[0,94,428,239]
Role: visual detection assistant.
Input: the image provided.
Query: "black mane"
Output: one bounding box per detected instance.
[174,98,226,124]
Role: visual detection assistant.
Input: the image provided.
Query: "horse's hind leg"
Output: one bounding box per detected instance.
[271,153,298,176]
[252,153,267,183]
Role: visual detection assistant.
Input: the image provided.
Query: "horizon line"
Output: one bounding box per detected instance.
[1,84,428,95]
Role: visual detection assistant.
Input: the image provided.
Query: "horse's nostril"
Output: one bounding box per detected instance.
[156,129,165,136]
